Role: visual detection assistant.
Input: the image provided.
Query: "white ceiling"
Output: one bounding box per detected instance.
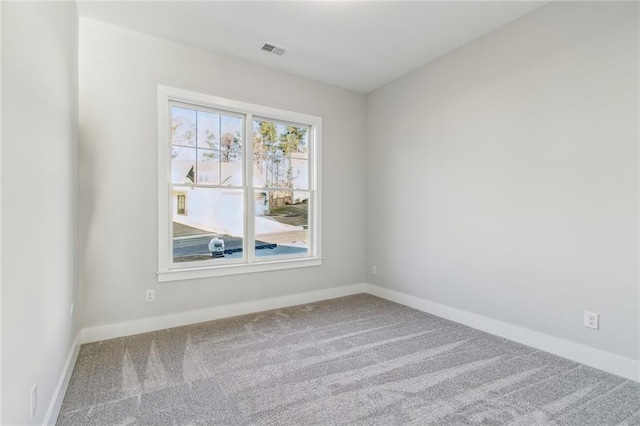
[77,1,549,93]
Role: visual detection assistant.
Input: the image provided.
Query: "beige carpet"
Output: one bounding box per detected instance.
[57,294,640,425]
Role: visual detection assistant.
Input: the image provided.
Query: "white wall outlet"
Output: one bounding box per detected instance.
[145,289,155,302]
[371,265,377,276]
[584,311,599,330]
[30,384,37,418]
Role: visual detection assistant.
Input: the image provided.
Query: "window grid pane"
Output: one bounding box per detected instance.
[171,107,196,147]
[171,105,244,187]
[253,119,309,190]
[172,186,245,264]
[255,190,310,259]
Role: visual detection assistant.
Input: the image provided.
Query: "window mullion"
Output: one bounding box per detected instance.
[245,113,255,264]
[195,111,199,184]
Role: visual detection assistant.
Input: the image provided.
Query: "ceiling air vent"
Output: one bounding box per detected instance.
[261,43,287,56]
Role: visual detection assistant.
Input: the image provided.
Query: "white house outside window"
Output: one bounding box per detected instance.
[157,86,322,281]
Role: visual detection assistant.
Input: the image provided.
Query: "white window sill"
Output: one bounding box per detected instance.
[158,257,322,282]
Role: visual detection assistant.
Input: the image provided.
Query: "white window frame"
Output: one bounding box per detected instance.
[157,85,322,282]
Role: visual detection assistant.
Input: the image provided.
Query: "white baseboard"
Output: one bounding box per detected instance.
[43,331,81,426]
[77,282,639,383]
[365,283,640,383]
[81,283,365,344]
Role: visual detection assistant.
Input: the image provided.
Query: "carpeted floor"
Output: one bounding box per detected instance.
[57,294,640,425]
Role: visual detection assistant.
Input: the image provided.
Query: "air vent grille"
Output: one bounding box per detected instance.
[261,43,287,56]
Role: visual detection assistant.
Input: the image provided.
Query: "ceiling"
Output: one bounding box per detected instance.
[77,1,549,93]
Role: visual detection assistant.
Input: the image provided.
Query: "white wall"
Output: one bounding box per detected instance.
[0,1,4,421]
[1,2,78,424]
[366,2,639,361]
[78,18,366,328]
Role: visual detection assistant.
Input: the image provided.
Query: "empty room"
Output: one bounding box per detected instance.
[1,0,639,424]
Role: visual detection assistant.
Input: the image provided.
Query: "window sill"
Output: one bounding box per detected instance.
[157,257,323,282]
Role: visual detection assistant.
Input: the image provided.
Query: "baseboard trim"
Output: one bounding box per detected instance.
[43,331,81,425]
[365,283,640,383]
[81,283,365,344]
[77,282,639,382]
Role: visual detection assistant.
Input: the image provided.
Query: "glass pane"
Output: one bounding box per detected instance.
[253,120,308,157]
[172,187,244,263]
[220,129,242,185]
[221,115,243,148]
[197,149,220,185]
[253,154,292,188]
[289,127,308,160]
[220,135,242,162]
[253,119,308,189]
[197,111,220,150]
[252,155,267,188]
[291,158,308,190]
[253,120,279,157]
[171,147,196,184]
[171,107,196,147]
[221,152,243,186]
[255,190,309,258]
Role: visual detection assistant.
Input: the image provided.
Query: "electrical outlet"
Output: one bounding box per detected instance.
[70,303,74,317]
[371,265,377,276]
[145,289,155,303]
[30,384,37,418]
[584,311,599,330]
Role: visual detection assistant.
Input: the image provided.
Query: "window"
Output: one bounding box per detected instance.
[176,194,186,215]
[158,86,322,281]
